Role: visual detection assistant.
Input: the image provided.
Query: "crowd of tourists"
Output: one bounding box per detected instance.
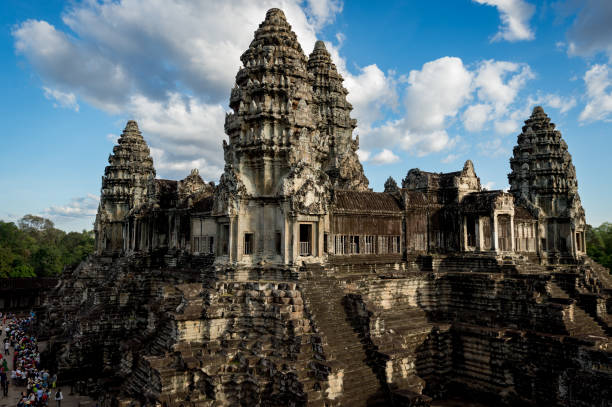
[0,312,64,407]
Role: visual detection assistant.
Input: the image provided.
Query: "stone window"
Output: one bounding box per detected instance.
[220,224,229,255]
[363,236,375,254]
[497,215,512,251]
[244,233,253,255]
[193,236,214,254]
[299,224,312,256]
[391,236,400,253]
[349,236,359,254]
[323,233,328,253]
[335,235,346,255]
[466,215,477,248]
[275,232,282,255]
[378,236,389,254]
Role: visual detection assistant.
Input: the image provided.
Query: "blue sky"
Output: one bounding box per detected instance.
[0,0,611,231]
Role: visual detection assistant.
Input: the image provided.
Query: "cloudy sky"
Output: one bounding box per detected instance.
[1,0,611,231]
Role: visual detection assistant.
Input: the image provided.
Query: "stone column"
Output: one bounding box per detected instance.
[477,216,484,251]
[492,214,499,253]
[571,227,577,257]
[229,216,237,263]
[462,216,468,251]
[510,215,515,252]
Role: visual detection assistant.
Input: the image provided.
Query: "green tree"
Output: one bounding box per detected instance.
[31,246,63,276]
[586,222,612,272]
[0,215,95,278]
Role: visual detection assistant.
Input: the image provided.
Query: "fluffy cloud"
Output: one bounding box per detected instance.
[43,87,79,111]
[462,104,492,132]
[405,57,473,133]
[561,0,612,60]
[12,0,342,181]
[530,93,577,114]
[323,40,398,134]
[368,149,400,165]
[360,56,539,157]
[473,60,534,116]
[43,194,99,219]
[473,0,536,42]
[304,0,343,29]
[358,57,471,157]
[579,64,612,122]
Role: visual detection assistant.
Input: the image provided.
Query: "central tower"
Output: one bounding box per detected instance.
[215,8,331,265]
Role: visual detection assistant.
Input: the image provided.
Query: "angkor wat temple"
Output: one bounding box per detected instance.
[42,8,612,407]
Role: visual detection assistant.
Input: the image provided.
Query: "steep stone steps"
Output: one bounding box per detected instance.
[547,281,606,337]
[299,266,389,406]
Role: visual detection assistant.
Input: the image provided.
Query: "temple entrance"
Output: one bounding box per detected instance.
[299,224,312,256]
[466,215,477,249]
[497,215,511,251]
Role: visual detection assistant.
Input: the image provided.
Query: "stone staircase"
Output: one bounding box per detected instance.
[546,281,606,337]
[299,264,389,406]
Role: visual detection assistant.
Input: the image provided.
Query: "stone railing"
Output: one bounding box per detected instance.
[299,242,311,256]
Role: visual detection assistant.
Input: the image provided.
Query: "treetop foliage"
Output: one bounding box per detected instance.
[586,222,612,272]
[0,215,94,278]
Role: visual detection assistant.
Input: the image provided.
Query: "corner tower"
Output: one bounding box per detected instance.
[508,106,586,260]
[307,40,369,191]
[95,120,155,254]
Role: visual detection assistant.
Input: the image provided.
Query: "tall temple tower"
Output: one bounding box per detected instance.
[94,120,155,254]
[307,40,369,191]
[508,106,586,260]
[214,8,331,265]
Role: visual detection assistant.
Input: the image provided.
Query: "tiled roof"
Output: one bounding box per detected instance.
[333,190,402,213]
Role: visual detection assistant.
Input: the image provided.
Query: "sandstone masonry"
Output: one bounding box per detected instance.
[42,8,611,407]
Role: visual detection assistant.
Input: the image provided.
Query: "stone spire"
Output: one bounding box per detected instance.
[219,8,329,207]
[307,40,369,191]
[95,120,156,253]
[508,106,582,218]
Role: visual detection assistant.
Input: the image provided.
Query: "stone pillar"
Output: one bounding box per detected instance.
[477,216,484,251]
[492,214,499,253]
[462,216,468,251]
[283,215,290,265]
[510,215,515,252]
[229,216,236,263]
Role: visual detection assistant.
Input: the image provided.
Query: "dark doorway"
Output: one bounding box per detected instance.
[299,224,312,256]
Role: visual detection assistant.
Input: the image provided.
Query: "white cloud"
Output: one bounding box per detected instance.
[530,93,577,114]
[324,41,398,136]
[483,181,496,190]
[369,149,399,165]
[562,0,612,61]
[442,153,460,163]
[356,149,371,162]
[357,56,539,156]
[579,64,612,122]
[361,57,471,156]
[478,138,508,157]
[12,0,342,181]
[44,194,99,219]
[473,0,535,42]
[43,87,79,111]
[463,104,492,132]
[473,60,534,116]
[405,57,473,133]
[304,0,343,29]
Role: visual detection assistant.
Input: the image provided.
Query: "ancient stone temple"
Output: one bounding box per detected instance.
[42,8,611,407]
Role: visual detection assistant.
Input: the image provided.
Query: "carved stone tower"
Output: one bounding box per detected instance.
[215,8,331,265]
[508,106,586,259]
[307,40,369,191]
[95,120,155,254]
